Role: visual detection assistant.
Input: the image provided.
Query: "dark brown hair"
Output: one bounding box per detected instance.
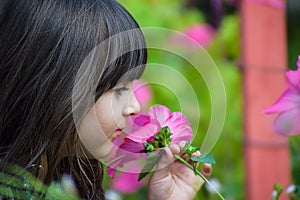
[0,0,147,199]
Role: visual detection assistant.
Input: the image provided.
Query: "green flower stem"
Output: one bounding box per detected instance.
[174,154,225,200]
[105,154,126,165]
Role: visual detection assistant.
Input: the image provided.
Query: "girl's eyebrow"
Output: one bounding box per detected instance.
[115,86,129,90]
[114,86,129,95]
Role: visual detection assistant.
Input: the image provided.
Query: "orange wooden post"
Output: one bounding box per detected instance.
[241,0,291,199]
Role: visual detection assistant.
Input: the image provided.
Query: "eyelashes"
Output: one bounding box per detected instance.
[114,86,129,95]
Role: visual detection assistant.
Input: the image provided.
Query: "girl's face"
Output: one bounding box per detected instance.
[78,81,141,160]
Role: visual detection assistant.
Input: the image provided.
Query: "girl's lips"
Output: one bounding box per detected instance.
[116,129,122,136]
[110,129,123,141]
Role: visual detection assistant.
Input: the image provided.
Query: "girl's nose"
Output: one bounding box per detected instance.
[122,92,141,116]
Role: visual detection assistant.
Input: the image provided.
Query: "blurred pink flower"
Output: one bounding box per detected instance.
[133,80,152,111]
[264,56,300,136]
[181,24,215,48]
[170,23,215,49]
[106,105,193,178]
[111,162,145,194]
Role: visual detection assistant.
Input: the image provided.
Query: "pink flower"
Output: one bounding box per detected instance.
[170,23,215,50]
[126,105,192,144]
[111,162,145,194]
[106,105,193,178]
[106,138,145,178]
[264,56,300,136]
[182,24,215,47]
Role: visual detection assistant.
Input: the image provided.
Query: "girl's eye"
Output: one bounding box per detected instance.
[114,87,129,95]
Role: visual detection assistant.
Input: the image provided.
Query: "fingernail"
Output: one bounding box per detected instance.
[192,150,201,157]
[203,164,212,173]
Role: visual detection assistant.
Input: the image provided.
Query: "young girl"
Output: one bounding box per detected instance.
[0,0,211,199]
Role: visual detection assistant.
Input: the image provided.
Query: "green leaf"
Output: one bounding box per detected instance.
[138,151,163,181]
[183,141,200,154]
[295,185,300,197]
[0,185,36,199]
[191,153,216,164]
[0,164,81,200]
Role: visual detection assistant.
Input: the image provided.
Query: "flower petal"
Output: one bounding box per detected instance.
[127,114,151,132]
[170,125,193,144]
[120,139,145,153]
[106,138,144,163]
[273,109,300,136]
[107,166,117,178]
[106,152,146,178]
[108,139,144,162]
[107,154,130,178]
[125,121,160,143]
[107,136,124,159]
[297,55,300,69]
[106,156,129,178]
[263,87,300,114]
[111,162,145,194]
[166,112,191,130]
[148,105,171,126]
[286,69,300,91]
[133,114,151,127]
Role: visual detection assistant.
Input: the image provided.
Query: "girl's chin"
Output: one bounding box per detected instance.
[95,142,116,160]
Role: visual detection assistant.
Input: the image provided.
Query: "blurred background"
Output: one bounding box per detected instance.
[103,0,300,199]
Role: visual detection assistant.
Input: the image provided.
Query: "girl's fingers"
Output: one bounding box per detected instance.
[201,163,212,179]
[169,143,181,155]
[154,143,185,176]
[189,149,212,179]
[178,141,186,151]
[156,145,177,171]
[192,150,201,157]
[154,141,213,180]
[151,144,179,180]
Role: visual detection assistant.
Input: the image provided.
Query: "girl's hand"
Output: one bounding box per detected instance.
[148,142,212,200]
